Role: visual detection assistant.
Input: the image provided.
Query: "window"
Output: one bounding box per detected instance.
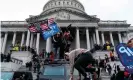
[59,2,60,5]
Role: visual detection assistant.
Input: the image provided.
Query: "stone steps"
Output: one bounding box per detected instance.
[100,71,111,80]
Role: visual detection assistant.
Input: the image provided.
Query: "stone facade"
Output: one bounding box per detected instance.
[1,0,133,54]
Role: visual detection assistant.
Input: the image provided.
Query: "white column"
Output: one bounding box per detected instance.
[118,32,122,43]
[21,32,25,47]
[127,32,130,40]
[95,28,100,45]
[30,33,34,48]
[101,32,105,45]
[2,32,8,54]
[86,28,90,50]
[46,37,52,53]
[76,27,80,49]
[110,32,114,46]
[26,30,30,47]
[12,32,17,46]
[93,33,96,44]
[1,34,4,52]
[36,33,40,54]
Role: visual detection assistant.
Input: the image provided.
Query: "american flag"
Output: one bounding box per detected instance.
[48,18,55,25]
[28,24,37,32]
[34,22,41,31]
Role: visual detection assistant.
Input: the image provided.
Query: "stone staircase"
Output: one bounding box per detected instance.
[100,70,111,80]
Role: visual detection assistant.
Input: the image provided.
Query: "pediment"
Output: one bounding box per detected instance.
[26,9,100,23]
[43,10,88,20]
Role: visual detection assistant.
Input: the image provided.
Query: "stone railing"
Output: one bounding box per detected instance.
[1,62,22,71]
[11,57,23,65]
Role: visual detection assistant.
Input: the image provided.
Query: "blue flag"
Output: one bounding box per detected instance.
[116,43,133,73]
[42,22,60,40]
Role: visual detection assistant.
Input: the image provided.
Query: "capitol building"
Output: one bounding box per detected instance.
[1,0,133,55]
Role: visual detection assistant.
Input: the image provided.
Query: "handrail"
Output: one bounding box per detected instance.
[11,57,23,65]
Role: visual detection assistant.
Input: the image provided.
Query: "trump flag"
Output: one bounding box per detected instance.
[42,22,60,40]
[116,43,133,74]
[28,24,38,32]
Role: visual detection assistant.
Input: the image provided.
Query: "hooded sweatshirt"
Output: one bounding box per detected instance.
[65,48,88,75]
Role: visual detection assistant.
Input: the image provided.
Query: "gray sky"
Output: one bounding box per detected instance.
[0,0,133,26]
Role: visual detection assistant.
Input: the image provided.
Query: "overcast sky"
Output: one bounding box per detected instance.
[0,0,133,26]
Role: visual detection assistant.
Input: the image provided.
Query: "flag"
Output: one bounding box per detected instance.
[42,22,60,40]
[48,18,55,25]
[65,24,72,32]
[40,19,51,31]
[34,22,41,31]
[116,43,133,74]
[28,24,38,32]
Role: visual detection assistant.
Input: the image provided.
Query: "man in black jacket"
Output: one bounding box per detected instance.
[52,33,62,59]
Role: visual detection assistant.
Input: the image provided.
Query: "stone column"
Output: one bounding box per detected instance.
[118,32,122,43]
[12,32,17,46]
[93,33,96,44]
[95,28,100,45]
[46,37,52,53]
[21,32,25,47]
[26,30,30,47]
[86,28,90,50]
[101,32,105,45]
[2,32,8,54]
[1,33,4,52]
[30,33,34,48]
[127,32,130,40]
[76,27,80,49]
[110,32,114,46]
[36,33,40,54]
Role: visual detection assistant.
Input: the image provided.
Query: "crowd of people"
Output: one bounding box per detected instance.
[1,27,133,80]
[1,53,11,62]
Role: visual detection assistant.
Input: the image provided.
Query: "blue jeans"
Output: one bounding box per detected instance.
[53,47,60,59]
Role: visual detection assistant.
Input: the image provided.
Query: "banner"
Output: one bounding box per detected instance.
[42,22,60,40]
[116,43,133,73]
